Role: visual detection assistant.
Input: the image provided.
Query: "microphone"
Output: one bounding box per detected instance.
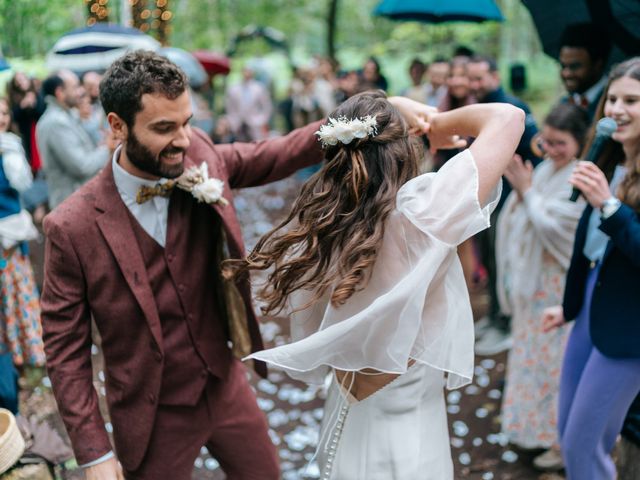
[569,117,618,202]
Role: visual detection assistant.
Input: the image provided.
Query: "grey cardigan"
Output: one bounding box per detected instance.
[36,97,108,208]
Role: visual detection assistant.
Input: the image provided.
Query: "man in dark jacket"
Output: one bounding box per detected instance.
[467,55,541,356]
[557,23,611,122]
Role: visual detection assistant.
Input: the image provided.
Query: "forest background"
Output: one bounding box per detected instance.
[0,0,562,120]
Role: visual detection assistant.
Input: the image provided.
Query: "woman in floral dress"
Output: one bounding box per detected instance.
[0,97,44,368]
[496,103,588,470]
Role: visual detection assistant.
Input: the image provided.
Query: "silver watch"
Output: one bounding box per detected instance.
[600,197,621,219]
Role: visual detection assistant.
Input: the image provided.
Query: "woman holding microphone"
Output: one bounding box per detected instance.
[544,57,640,479]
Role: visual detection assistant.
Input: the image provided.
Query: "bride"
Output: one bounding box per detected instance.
[227,91,524,479]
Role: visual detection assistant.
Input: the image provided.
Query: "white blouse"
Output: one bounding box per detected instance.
[247,149,501,389]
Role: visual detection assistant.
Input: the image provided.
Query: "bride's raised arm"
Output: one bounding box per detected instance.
[428,103,525,204]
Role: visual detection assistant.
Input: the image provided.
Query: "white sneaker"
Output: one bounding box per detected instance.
[474,316,492,339]
[533,448,564,472]
[474,327,513,356]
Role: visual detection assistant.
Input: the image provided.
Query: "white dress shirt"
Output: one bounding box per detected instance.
[111,146,171,247]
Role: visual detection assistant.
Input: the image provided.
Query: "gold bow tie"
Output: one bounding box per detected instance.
[136,181,176,204]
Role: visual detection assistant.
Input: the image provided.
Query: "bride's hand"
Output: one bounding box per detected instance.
[387,96,467,152]
[387,96,436,135]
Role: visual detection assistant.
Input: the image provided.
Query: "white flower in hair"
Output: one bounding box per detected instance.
[315,115,378,147]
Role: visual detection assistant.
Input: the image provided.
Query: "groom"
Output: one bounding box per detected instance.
[40,51,325,479]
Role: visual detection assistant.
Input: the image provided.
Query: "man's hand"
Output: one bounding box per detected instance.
[542,305,565,333]
[85,457,124,480]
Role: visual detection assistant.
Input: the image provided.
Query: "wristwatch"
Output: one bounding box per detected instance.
[600,197,621,219]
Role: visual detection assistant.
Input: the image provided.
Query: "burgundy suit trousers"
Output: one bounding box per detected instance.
[123,359,278,480]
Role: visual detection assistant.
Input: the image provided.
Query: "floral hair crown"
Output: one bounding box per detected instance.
[315,115,378,148]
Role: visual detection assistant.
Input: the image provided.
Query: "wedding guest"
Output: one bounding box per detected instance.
[0,97,44,370]
[544,57,640,480]
[557,23,611,121]
[6,72,45,172]
[225,66,272,141]
[401,58,427,103]
[437,57,479,290]
[468,54,541,356]
[313,57,338,117]
[438,57,476,113]
[360,56,388,91]
[36,70,113,209]
[425,57,450,107]
[498,103,588,471]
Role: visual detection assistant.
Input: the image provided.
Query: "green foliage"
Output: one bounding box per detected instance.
[0,0,83,58]
[0,0,562,125]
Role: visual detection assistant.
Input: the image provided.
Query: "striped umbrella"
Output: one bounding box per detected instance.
[45,23,160,72]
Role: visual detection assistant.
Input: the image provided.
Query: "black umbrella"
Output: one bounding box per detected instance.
[521,0,640,62]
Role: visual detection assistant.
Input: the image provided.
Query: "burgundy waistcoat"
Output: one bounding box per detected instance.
[127,188,232,405]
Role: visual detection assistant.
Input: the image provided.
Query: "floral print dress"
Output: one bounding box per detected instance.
[496,159,584,448]
[0,246,45,366]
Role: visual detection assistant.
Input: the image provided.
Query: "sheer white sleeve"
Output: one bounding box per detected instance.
[396,149,501,246]
[247,149,497,390]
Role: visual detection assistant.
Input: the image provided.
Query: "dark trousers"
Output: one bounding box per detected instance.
[478,208,510,331]
[124,359,279,480]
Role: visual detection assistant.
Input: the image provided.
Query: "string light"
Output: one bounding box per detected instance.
[128,0,172,44]
[86,0,110,25]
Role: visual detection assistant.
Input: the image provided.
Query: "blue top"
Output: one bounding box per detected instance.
[563,193,640,358]
[583,165,627,261]
[0,153,21,219]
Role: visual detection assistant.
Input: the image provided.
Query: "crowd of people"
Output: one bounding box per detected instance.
[0,19,638,480]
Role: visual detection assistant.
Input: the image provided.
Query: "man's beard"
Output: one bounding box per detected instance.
[126,130,185,179]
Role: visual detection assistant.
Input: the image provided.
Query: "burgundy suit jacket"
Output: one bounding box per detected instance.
[40,124,323,469]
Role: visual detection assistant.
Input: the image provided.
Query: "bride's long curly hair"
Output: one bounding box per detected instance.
[226,90,423,315]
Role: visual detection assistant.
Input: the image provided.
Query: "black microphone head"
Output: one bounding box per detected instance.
[596,117,617,137]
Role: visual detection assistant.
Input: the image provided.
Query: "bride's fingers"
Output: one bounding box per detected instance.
[409,119,430,135]
[452,136,467,148]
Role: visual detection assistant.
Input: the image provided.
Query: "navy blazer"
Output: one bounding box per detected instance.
[563,203,640,358]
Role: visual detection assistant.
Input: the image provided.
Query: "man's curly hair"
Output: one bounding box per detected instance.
[100,50,187,127]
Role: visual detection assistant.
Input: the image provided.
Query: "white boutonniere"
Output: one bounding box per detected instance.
[176,163,229,206]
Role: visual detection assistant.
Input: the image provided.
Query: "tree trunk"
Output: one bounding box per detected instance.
[327,0,339,63]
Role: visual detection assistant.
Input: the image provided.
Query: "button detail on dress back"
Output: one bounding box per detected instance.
[321,404,349,480]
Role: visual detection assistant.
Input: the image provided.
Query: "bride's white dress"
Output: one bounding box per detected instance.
[247,149,500,479]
